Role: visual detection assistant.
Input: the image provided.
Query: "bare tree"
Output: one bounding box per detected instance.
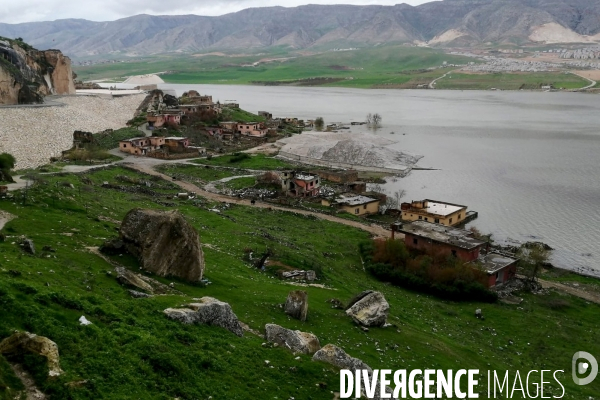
[372,113,382,127]
[366,113,372,125]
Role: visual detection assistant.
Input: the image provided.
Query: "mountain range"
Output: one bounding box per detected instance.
[1,0,600,58]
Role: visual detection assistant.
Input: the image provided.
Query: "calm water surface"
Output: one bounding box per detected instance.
[156,84,600,275]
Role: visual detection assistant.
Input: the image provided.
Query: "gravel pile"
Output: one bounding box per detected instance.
[0,94,146,169]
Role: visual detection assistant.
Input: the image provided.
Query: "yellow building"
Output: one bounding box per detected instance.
[401,199,467,226]
[322,194,380,216]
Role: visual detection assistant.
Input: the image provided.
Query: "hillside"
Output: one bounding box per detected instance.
[0,163,599,398]
[1,0,600,58]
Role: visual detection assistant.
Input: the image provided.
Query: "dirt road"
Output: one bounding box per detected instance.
[538,279,600,305]
[128,163,391,238]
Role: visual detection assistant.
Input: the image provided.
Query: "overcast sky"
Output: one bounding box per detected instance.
[0,0,433,24]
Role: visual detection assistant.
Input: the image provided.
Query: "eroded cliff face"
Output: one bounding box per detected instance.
[0,38,75,105]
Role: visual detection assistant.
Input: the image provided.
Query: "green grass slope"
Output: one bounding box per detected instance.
[0,166,598,398]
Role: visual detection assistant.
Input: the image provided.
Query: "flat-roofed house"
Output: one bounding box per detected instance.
[237,122,267,138]
[322,194,380,216]
[119,137,152,155]
[164,137,190,152]
[474,252,518,288]
[401,199,468,226]
[399,220,485,262]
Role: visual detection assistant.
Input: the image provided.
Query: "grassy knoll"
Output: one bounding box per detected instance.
[220,107,266,123]
[156,163,240,183]
[73,45,475,89]
[0,166,599,398]
[192,154,297,170]
[434,72,589,90]
[224,176,257,190]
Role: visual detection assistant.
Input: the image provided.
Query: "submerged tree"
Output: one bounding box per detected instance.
[314,117,324,131]
[366,113,382,129]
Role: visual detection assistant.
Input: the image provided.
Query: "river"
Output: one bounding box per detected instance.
[154,84,600,275]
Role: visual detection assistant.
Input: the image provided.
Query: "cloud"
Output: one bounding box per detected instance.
[0,0,431,24]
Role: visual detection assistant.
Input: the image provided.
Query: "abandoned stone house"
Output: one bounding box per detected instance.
[322,194,380,216]
[279,171,321,197]
[258,111,273,120]
[394,220,517,287]
[72,131,95,149]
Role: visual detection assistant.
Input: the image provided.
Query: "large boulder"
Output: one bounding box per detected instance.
[312,344,371,372]
[345,291,389,327]
[0,331,63,376]
[265,324,321,355]
[119,208,204,282]
[115,266,154,293]
[284,290,308,321]
[164,297,244,337]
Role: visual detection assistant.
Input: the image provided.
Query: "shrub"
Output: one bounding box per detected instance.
[229,152,251,163]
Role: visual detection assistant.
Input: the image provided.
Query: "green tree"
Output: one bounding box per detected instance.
[314,117,324,131]
[0,152,16,183]
[517,242,552,285]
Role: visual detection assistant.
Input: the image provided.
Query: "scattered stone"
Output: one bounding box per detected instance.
[128,290,152,298]
[118,208,205,282]
[78,316,92,326]
[0,331,63,377]
[115,266,154,293]
[265,324,321,355]
[345,291,389,327]
[327,298,344,309]
[475,309,482,318]
[164,297,244,337]
[19,238,35,255]
[280,270,316,281]
[42,245,56,253]
[284,290,308,321]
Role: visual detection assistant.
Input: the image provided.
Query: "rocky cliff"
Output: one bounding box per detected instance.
[0,37,75,105]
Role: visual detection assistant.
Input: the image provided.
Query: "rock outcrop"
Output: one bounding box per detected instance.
[164,297,244,337]
[0,38,75,105]
[118,208,205,282]
[345,290,389,327]
[265,324,320,355]
[284,290,308,321]
[312,344,396,400]
[0,331,63,377]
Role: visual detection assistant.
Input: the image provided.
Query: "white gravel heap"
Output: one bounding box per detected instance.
[0,94,146,170]
[278,132,422,172]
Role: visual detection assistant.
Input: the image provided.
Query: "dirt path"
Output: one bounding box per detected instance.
[429,69,458,89]
[128,163,391,238]
[569,71,597,91]
[537,278,600,305]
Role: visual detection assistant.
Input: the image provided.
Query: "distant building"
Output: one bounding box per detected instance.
[279,171,321,197]
[237,122,267,138]
[322,194,380,216]
[258,111,273,120]
[219,121,238,130]
[118,137,164,155]
[401,199,468,226]
[398,220,485,262]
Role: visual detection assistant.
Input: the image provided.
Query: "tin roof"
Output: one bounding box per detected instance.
[476,252,518,274]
